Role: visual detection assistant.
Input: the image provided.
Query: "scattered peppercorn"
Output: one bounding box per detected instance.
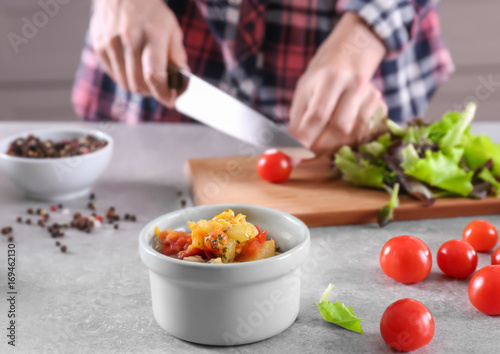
[124,213,130,220]
[27,208,33,214]
[177,190,182,196]
[36,208,42,215]
[106,207,116,222]
[38,220,45,227]
[90,193,95,200]
[8,236,14,242]
[17,217,22,223]
[181,199,186,207]
[60,245,67,253]
[88,202,97,210]
[73,212,81,220]
[26,219,31,225]
[130,215,137,222]
[1,227,13,235]
[55,241,61,246]
[114,224,119,230]
[114,215,120,221]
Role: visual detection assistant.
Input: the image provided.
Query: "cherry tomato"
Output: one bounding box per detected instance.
[468,265,500,315]
[257,149,292,183]
[380,236,432,284]
[437,239,478,278]
[380,298,435,352]
[492,247,500,265]
[462,219,498,251]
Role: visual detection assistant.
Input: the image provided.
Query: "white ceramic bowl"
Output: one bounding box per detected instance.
[0,128,113,201]
[139,204,310,346]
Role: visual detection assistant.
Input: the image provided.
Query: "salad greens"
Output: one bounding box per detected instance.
[333,103,500,226]
[316,284,364,334]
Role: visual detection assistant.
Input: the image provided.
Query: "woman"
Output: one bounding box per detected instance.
[73,0,453,156]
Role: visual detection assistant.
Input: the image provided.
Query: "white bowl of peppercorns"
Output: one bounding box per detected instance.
[0,128,113,201]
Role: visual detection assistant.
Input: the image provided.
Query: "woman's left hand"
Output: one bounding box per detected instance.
[288,12,387,157]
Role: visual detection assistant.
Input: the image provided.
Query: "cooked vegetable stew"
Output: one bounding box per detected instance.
[152,209,278,263]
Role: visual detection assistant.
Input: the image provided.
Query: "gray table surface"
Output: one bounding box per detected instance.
[0,121,499,354]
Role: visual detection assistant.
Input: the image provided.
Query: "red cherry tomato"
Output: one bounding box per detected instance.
[468,265,500,315]
[462,220,498,252]
[380,236,432,284]
[492,247,500,265]
[437,239,478,278]
[380,298,435,352]
[257,150,292,183]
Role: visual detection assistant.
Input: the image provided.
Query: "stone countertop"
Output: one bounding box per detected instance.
[0,122,499,354]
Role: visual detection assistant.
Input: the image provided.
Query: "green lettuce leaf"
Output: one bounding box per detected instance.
[316,284,364,334]
[334,146,386,188]
[425,102,475,163]
[360,133,393,158]
[360,141,385,158]
[400,146,473,196]
[464,134,500,177]
[378,183,400,227]
[386,119,405,136]
[439,102,475,153]
[403,125,428,145]
[428,112,459,142]
[478,169,500,197]
[400,144,420,171]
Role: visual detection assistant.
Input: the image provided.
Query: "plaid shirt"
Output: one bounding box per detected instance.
[72,0,453,124]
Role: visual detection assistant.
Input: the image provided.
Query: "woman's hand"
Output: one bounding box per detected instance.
[90,0,188,107]
[289,12,387,157]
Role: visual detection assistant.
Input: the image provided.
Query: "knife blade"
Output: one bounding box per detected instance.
[168,67,315,159]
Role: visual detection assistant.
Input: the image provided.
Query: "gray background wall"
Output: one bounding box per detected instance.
[0,0,498,122]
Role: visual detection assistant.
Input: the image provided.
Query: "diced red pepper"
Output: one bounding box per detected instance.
[178,246,203,259]
[240,238,262,258]
[159,230,192,257]
[255,225,267,244]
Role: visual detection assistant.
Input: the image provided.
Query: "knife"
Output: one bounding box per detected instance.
[168,66,315,159]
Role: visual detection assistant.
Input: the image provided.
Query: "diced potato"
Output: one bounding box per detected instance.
[183,255,205,263]
[222,238,237,263]
[189,220,215,248]
[189,220,215,234]
[258,240,277,259]
[225,222,258,243]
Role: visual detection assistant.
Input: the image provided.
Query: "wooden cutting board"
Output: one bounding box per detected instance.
[185,156,500,227]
